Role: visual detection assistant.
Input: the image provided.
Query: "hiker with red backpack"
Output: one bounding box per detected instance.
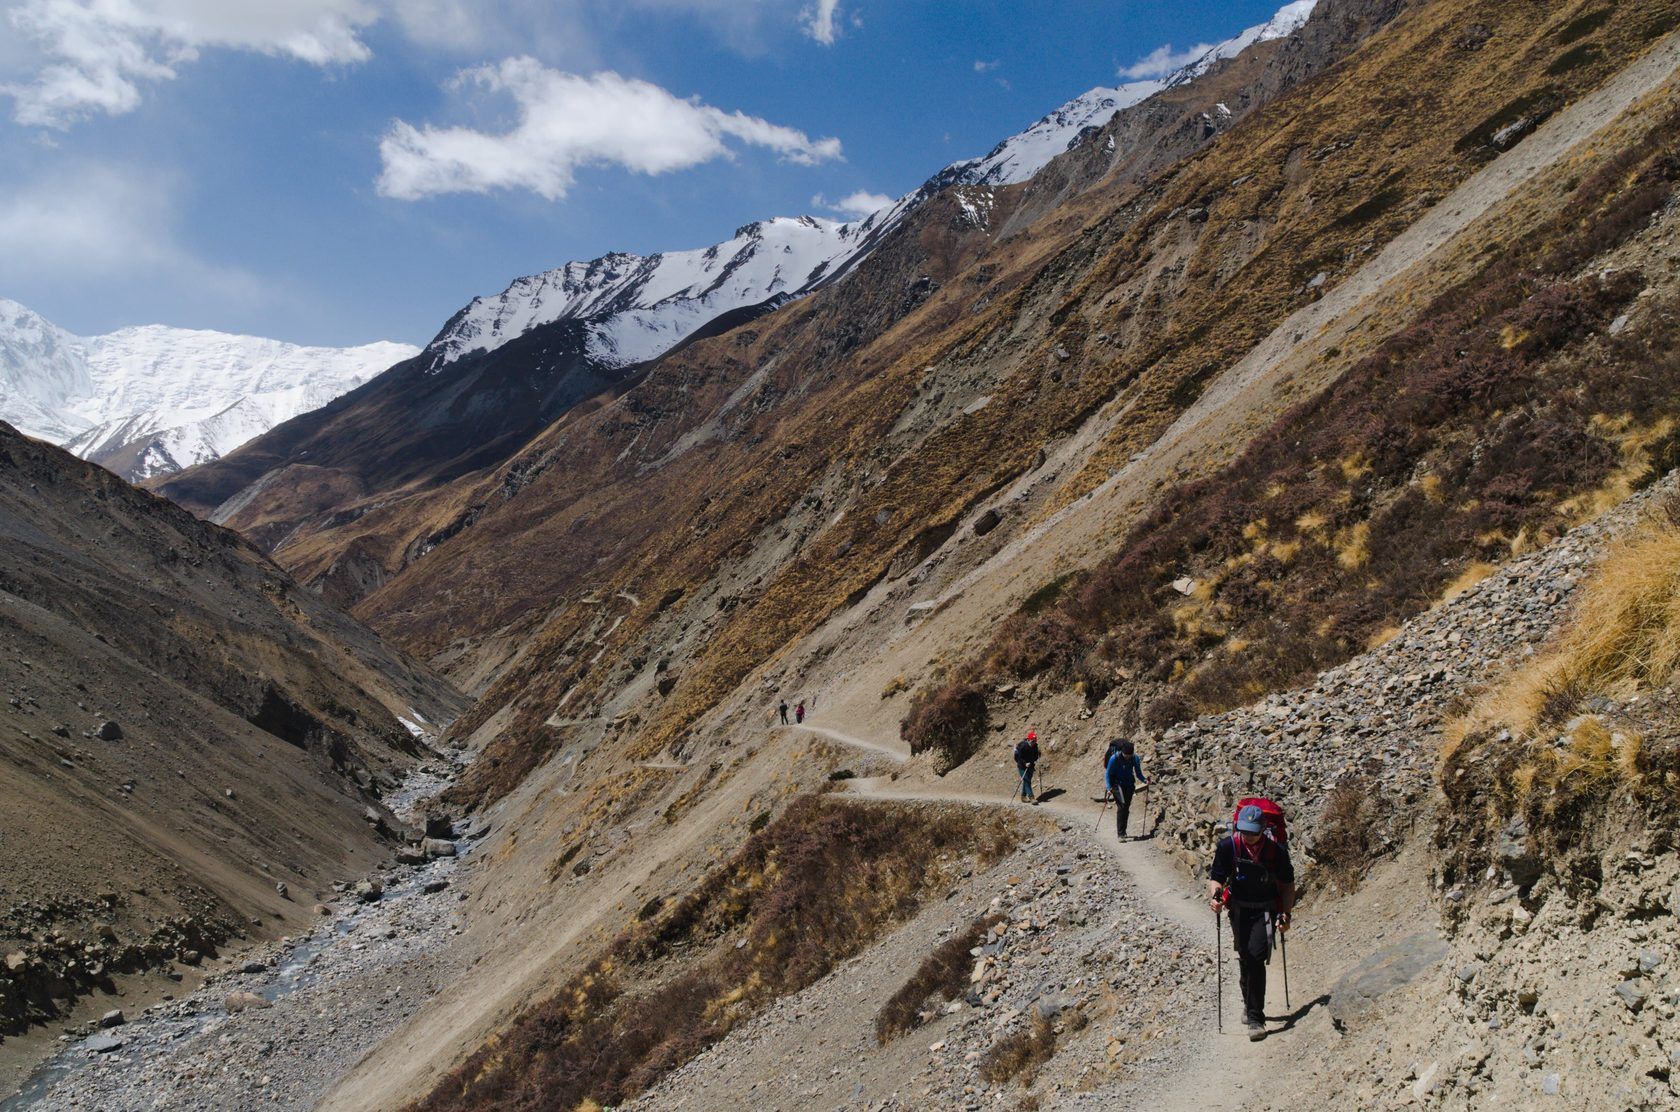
[1208,799,1296,1040]
[1013,732,1041,804]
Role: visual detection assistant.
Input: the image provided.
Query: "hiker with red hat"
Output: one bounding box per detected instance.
[1013,731,1041,804]
[1208,798,1296,1040]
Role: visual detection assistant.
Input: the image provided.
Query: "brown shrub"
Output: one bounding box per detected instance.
[1309,776,1389,894]
[416,797,1020,1112]
[979,1014,1058,1085]
[874,913,1002,1044]
[901,682,990,768]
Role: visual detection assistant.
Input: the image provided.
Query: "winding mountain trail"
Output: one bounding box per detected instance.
[789,716,1340,1111]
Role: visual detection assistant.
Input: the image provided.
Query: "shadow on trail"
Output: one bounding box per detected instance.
[1036,787,1068,803]
[1264,993,1331,1035]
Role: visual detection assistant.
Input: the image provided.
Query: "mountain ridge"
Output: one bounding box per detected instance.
[0,298,416,482]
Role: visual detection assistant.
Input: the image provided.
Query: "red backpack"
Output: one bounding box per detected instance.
[1233,797,1288,846]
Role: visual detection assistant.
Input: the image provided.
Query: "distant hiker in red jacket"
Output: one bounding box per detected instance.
[795,700,805,724]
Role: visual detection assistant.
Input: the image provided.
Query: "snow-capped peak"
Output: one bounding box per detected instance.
[0,298,417,481]
[424,1,1318,373]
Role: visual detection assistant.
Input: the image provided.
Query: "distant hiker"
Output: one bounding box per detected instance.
[1208,802,1296,1040]
[795,700,806,724]
[778,699,789,725]
[1014,731,1041,804]
[1104,739,1147,839]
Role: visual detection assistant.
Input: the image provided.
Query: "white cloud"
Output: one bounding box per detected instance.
[378,57,842,201]
[812,189,889,219]
[972,59,999,73]
[2,0,379,127]
[1118,41,1215,81]
[0,163,264,302]
[800,0,840,44]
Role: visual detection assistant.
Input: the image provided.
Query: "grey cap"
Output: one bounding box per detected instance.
[1235,804,1265,834]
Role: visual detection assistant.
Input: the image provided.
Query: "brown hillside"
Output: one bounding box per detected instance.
[0,422,461,1079]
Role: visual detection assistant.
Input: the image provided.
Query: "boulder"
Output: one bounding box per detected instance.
[224,990,271,1014]
[421,838,457,859]
[96,720,122,741]
[97,1009,124,1028]
[353,879,383,903]
[1497,817,1543,888]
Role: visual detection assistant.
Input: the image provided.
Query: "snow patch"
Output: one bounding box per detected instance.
[0,298,416,477]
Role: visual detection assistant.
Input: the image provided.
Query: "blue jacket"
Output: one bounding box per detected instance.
[1105,750,1145,790]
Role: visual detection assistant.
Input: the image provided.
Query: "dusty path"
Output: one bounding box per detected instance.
[795,718,1335,1111]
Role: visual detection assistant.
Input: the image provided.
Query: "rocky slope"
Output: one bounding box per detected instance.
[0,298,414,481]
[0,422,461,1089]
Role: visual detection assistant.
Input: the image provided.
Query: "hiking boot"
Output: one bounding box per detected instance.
[1245,1014,1267,1041]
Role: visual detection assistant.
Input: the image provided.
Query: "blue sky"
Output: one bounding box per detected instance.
[0,1,1291,347]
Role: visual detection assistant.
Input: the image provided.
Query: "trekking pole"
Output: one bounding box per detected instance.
[1093,790,1109,832]
[1281,924,1291,1009]
[1215,904,1223,1033]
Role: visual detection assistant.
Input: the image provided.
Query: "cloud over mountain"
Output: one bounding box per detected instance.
[377,58,843,201]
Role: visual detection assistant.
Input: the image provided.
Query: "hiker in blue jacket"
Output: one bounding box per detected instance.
[1104,738,1147,839]
[1013,732,1041,803]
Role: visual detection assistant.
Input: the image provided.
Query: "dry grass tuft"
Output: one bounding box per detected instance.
[416,797,1020,1112]
[1439,521,1680,886]
[1309,776,1389,893]
[874,913,1003,1044]
[1464,522,1680,737]
[900,681,990,768]
[979,1014,1058,1085]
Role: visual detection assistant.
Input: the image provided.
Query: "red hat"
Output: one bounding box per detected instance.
[1026,731,1036,740]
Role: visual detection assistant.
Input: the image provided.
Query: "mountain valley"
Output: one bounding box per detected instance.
[7,0,1680,1109]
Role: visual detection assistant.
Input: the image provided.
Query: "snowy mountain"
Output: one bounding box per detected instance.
[0,299,416,481]
[424,0,1318,374]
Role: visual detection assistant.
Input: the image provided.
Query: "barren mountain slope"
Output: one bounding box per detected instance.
[393,0,1677,816]
[152,1,1375,618]
[310,2,1680,1109]
[0,422,461,1086]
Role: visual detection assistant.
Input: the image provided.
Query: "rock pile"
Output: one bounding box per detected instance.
[1146,476,1680,875]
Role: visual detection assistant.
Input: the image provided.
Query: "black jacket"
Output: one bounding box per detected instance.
[1209,834,1294,909]
[1013,739,1040,768]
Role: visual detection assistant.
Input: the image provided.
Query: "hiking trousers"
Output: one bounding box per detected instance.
[1018,765,1035,800]
[1228,905,1273,1022]
[1111,781,1135,836]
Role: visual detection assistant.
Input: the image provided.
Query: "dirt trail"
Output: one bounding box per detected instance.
[805,720,1337,1111]
[788,722,910,762]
